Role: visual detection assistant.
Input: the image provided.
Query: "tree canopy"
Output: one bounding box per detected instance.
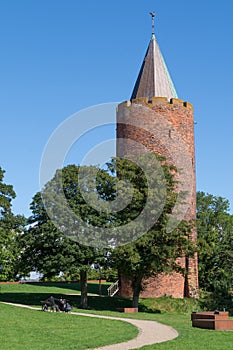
[197,191,233,293]
[110,156,194,307]
[19,156,196,308]
[20,164,114,308]
[0,167,25,281]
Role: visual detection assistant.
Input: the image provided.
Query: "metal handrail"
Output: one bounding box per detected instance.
[107,280,119,297]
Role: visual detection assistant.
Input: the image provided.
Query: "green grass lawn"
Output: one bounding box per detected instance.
[0,281,111,296]
[1,282,233,350]
[0,303,138,350]
[138,313,233,350]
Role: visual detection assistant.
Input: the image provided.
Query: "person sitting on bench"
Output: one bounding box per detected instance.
[64,300,72,313]
[47,296,59,312]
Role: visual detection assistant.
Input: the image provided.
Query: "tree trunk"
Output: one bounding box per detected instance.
[98,278,102,296]
[80,269,88,309]
[132,280,141,308]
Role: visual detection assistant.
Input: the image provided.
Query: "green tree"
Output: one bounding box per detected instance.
[21,157,195,310]
[21,164,114,308]
[197,191,233,293]
[110,155,194,308]
[0,167,25,281]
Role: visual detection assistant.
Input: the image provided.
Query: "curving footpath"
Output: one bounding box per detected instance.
[1,302,178,350]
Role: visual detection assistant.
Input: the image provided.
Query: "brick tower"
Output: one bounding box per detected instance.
[116,14,199,298]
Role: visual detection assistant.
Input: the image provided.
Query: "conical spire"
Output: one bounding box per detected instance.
[131,13,178,101]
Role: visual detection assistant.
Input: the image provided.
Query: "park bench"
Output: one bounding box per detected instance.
[40,300,59,312]
[40,299,72,313]
[191,311,233,330]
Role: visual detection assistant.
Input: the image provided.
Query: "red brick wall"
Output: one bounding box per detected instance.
[116,97,199,298]
[119,268,185,298]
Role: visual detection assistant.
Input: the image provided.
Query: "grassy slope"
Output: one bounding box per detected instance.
[136,313,233,350]
[1,282,233,350]
[0,303,138,350]
[0,281,110,295]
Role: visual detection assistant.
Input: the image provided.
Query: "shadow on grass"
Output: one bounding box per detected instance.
[0,291,163,314]
[0,292,134,311]
[139,304,161,314]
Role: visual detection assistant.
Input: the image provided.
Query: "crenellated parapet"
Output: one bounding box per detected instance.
[117,97,193,111]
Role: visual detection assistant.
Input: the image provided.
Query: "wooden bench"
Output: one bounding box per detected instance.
[191,311,233,330]
[40,300,59,312]
[116,307,138,313]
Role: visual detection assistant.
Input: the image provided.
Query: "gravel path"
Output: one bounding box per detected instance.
[1,302,178,350]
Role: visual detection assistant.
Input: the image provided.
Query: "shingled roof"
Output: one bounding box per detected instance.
[131,34,178,101]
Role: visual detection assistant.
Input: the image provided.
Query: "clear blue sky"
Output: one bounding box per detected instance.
[1,0,233,217]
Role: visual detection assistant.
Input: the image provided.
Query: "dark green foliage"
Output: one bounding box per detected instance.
[0,167,26,281]
[110,155,194,308]
[197,191,233,291]
[197,191,233,310]
[20,164,114,308]
[0,167,16,217]
[20,156,195,310]
[40,164,115,247]
[88,267,118,282]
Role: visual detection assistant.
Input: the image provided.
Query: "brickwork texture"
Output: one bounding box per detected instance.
[116,97,199,298]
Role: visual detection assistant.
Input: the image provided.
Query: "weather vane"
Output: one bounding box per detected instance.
[150,12,155,35]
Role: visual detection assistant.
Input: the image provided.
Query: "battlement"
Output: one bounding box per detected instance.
[117,97,193,110]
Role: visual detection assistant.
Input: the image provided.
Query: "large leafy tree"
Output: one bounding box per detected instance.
[20,164,114,308]
[0,167,25,281]
[21,157,194,309]
[110,155,194,308]
[197,191,233,293]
